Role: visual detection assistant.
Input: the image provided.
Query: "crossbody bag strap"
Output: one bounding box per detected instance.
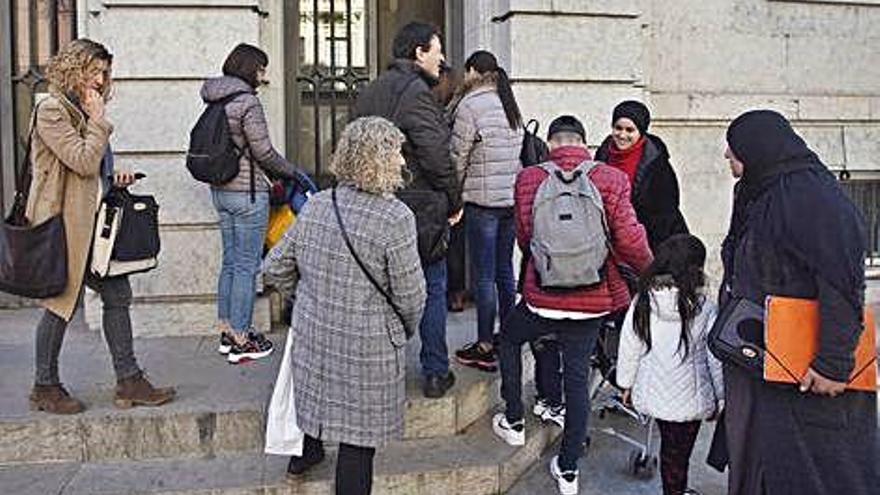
[10,102,43,222]
[332,187,408,330]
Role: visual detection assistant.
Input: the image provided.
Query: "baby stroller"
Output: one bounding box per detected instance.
[589,315,658,479]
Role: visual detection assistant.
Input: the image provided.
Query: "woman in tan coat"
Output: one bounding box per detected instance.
[27,39,174,414]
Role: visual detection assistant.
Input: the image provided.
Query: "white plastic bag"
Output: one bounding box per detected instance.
[264,327,304,456]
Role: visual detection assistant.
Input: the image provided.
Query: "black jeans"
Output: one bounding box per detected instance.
[499,302,600,471]
[35,274,140,385]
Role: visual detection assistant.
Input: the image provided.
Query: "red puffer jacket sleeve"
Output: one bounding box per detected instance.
[597,167,653,274]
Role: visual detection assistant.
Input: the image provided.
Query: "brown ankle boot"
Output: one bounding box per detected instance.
[29,384,85,415]
[114,373,176,409]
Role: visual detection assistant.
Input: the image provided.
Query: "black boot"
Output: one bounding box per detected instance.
[287,435,325,476]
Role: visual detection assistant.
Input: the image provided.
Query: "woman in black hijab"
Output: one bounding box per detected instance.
[717,110,877,495]
[595,100,689,250]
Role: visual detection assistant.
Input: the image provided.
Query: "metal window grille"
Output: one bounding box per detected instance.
[839,178,880,267]
[290,0,370,183]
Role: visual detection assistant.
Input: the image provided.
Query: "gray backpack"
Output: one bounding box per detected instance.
[530,160,609,288]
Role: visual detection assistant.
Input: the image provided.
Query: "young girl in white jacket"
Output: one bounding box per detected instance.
[616,234,723,495]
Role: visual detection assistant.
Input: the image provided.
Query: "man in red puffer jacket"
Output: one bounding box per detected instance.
[492,115,652,495]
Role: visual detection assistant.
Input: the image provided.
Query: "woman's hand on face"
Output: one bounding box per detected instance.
[82,89,105,120]
[113,170,136,188]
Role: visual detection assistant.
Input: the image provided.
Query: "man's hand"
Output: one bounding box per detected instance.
[620,389,632,407]
[800,367,847,397]
[112,170,137,188]
[448,208,463,227]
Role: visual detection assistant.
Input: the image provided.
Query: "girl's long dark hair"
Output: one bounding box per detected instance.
[633,234,707,361]
[464,50,522,129]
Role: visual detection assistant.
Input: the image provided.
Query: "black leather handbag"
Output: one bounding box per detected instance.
[0,104,68,298]
[707,296,766,377]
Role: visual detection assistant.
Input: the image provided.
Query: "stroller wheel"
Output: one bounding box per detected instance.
[627,449,657,479]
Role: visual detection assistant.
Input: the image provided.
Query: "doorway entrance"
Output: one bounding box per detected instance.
[283,0,459,183]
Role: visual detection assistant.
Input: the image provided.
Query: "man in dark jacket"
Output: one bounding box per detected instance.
[355,22,463,398]
[718,110,878,495]
[494,116,652,495]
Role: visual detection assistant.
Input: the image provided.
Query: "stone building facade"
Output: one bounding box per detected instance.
[1,0,878,333]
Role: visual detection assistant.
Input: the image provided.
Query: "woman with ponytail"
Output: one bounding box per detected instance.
[616,234,723,495]
[449,50,523,371]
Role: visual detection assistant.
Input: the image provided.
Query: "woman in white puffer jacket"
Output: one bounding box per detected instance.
[616,234,723,495]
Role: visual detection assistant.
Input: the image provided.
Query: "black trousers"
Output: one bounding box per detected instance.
[304,435,376,495]
[656,419,701,495]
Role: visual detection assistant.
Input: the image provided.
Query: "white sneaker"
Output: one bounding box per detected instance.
[542,405,565,428]
[492,413,525,446]
[549,455,579,495]
[533,397,550,418]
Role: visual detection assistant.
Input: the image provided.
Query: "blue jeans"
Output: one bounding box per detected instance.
[419,258,450,377]
[465,204,515,344]
[212,189,269,334]
[499,302,600,471]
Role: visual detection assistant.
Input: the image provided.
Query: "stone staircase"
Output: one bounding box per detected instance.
[0,310,561,494]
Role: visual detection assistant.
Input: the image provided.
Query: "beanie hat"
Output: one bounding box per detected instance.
[547,115,586,142]
[612,100,651,135]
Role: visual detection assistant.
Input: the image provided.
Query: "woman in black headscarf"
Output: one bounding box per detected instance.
[595,100,689,250]
[717,110,877,495]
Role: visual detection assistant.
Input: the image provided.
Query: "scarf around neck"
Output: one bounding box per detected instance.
[606,136,646,184]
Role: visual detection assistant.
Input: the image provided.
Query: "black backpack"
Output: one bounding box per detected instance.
[186,91,253,189]
[520,119,550,167]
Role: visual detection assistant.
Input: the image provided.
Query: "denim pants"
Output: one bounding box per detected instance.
[35,274,140,385]
[212,189,269,334]
[498,302,600,471]
[419,258,450,377]
[465,204,515,344]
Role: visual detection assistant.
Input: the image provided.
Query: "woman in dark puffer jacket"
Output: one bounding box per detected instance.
[595,100,688,251]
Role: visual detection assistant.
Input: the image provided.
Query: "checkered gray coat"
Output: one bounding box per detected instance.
[263,185,426,447]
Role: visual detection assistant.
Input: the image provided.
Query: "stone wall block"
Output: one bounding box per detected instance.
[509,16,641,81]
[844,126,880,171]
[96,7,259,78]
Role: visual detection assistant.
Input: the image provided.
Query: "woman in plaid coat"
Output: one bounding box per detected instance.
[264,117,426,494]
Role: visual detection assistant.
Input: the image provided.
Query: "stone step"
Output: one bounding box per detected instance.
[0,411,561,495]
[0,323,532,464]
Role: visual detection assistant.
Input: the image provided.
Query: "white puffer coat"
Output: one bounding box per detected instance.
[616,288,724,422]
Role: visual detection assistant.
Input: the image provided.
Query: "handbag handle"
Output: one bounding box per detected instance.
[331,187,409,340]
[10,102,42,224]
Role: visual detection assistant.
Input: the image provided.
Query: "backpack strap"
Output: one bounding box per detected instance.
[216,90,256,202]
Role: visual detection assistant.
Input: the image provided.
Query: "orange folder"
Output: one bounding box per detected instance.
[764,296,878,392]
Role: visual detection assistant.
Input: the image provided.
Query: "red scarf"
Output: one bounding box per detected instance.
[606,137,646,184]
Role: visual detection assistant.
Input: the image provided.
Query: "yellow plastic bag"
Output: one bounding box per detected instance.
[266,205,295,249]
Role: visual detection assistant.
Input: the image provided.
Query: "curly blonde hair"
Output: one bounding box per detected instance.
[329,117,406,195]
[45,38,114,101]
